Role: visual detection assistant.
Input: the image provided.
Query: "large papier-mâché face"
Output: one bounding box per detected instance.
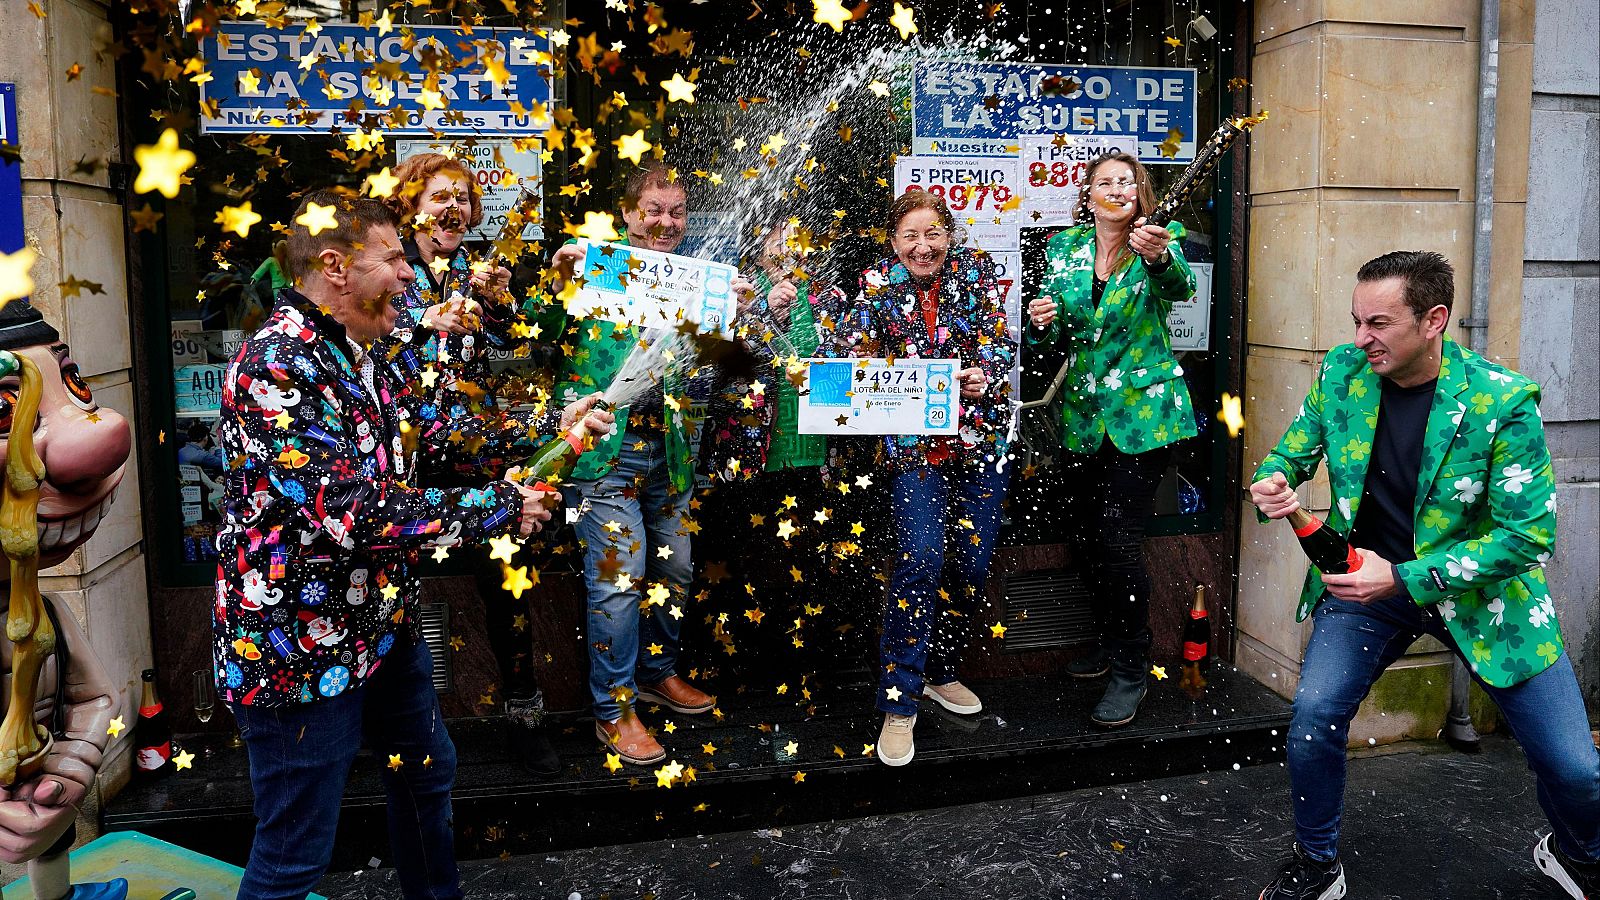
[0,342,131,572]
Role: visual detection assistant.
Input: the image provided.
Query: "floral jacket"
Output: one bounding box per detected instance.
[213,291,526,708]
[1027,222,1198,454]
[837,246,1014,471]
[1253,338,1561,688]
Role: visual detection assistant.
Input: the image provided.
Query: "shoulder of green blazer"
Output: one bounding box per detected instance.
[1252,338,1562,687]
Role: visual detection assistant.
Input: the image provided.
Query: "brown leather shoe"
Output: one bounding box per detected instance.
[595,715,666,767]
[637,674,716,715]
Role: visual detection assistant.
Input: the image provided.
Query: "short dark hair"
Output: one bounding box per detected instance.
[1356,250,1455,318]
[284,190,400,284]
[622,161,685,209]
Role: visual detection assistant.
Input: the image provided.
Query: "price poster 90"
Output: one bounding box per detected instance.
[893,156,1020,228]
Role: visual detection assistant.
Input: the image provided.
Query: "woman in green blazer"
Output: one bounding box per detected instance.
[1025,152,1198,728]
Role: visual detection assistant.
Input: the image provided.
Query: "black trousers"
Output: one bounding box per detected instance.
[1059,439,1171,659]
[471,541,541,700]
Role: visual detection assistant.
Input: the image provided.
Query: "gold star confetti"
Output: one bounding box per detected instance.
[792,771,807,783]
[655,759,685,788]
[576,211,621,242]
[106,716,125,738]
[388,754,404,771]
[295,202,339,237]
[173,749,196,771]
[1164,35,1183,47]
[1158,127,1185,159]
[660,73,697,103]
[990,622,1007,639]
[364,167,400,199]
[132,129,195,198]
[885,686,902,701]
[0,247,39,307]
[891,2,919,39]
[614,129,653,165]
[1151,665,1168,680]
[812,0,851,31]
[502,564,535,599]
[1220,392,1245,437]
[214,202,262,238]
[488,533,520,564]
[604,753,624,773]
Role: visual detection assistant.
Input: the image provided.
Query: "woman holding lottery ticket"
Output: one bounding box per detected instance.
[835,189,1015,768]
[1024,151,1198,730]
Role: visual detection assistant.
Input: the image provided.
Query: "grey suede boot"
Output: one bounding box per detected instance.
[1090,643,1148,727]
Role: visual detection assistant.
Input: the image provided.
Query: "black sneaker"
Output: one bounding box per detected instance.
[1535,833,1599,899]
[505,694,562,778]
[1259,844,1346,900]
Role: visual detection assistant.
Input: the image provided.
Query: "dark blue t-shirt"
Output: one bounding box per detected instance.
[1350,376,1438,566]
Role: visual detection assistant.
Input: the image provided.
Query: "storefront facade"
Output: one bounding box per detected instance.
[0,0,1593,860]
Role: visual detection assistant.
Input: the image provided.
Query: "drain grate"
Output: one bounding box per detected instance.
[1001,570,1097,651]
[419,599,453,693]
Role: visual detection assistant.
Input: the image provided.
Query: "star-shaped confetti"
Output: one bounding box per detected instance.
[1219,392,1244,437]
[364,167,400,198]
[660,73,697,103]
[813,0,851,31]
[173,749,196,771]
[502,564,535,599]
[576,211,621,242]
[132,129,195,198]
[295,202,339,237]
[215,202,262,238]
[0,247,38,307]
[106,716,125,738]
[1151,665,1168,680]
[990,622,1007,639]
[614,129,653,165]
[604,752,624,773]
[388,754,404,770]
[488,532,520,564]
[891,2,919,39]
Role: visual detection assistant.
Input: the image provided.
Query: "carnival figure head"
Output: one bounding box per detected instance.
[387,152,485,260]
[0,301,132,571]
[1074,151,1159,229]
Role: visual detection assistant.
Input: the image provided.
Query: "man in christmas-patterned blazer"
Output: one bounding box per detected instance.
[1247,250,1598,900]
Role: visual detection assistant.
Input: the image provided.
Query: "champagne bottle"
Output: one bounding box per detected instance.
[1287,508,1363,575]
[134,669,174,778]
[510,400,613,488]
[1179,585,1210,698]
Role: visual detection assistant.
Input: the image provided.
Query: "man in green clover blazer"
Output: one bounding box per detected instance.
[1247,251,1598,900]
[537,163,751,768]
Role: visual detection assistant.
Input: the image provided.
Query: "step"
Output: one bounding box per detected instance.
[104,666,1290,872]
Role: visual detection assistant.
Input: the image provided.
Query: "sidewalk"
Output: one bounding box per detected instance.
[316,734,1569,899]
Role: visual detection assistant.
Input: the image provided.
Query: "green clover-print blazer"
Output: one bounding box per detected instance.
[1253,338,1562,688]
[1026,222,1199,455]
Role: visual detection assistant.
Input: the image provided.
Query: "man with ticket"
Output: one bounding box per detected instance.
[538,162,754,767]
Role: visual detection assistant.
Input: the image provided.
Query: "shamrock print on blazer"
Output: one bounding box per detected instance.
[1254,338,1562,688]
[1027,221,1198,455]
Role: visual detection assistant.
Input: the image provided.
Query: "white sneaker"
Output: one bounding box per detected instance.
[923,680,983,715]
[1534,833,1595,900]
[876,713,916,767]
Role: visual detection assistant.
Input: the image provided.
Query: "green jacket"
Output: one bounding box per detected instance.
[1253,339,1562,688]
[1026,222,1199,454]
[529,238,698,492]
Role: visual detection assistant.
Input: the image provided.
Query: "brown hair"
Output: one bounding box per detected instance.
[1357,250,1455,318]
[387,152,484,230]
[887,188,957,238]
[1074,151,1159,226]
[284,190,400,284]
[622,160,685,209]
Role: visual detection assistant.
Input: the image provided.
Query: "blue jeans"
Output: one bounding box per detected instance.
[879,458,1011,715]
[230,637,460,900]
[1289,592,1600,864]
[567,432,693,720]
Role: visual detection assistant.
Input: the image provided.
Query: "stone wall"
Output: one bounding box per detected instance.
[1238,0,1542,742]
[1521,0,1599,709]
[0,0,148,869]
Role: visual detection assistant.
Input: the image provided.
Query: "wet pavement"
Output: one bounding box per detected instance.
[318,734,1571,900]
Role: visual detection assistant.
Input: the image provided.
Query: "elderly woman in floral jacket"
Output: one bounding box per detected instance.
[836,189,1014,767]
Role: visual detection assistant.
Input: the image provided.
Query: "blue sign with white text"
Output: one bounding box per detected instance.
[912,60,1196,164]
[1,84,23,255]
[199,21,551,136]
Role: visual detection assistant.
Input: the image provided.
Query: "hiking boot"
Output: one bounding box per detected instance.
[1535,833,1600,899]
[1259,844,1346,900]
[505,693,561,778]
[876,713,916,767]
[1066,645,1110,679]
[595,715,666,767]
[637,674,716,715]
[1091,644,1148,728]
[923,680,983,715]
